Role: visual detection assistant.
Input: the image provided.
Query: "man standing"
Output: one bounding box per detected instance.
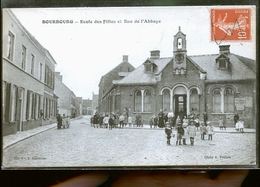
[234,113,240,126]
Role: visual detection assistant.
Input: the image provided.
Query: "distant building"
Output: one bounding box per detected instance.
[92,93,99,114]
[83,99,92,115]
[54,72,76,118]
[98,56,135,114]
[76,97,83,116]
[2,10,58,135]
[98,28,256,128]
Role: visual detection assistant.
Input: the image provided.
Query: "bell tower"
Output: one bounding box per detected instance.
[173,26,187,75]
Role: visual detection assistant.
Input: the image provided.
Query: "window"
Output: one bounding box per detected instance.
[162,89,170,111]
[21,45,26,70]
[219,59,226,69]
[31,54,35,75]
[3,81,11,122]
[11,85,18,121]
[224,88,235,113]
[26,91,33,119]
[134,90,141,112]
[40,63,43,81]
[7,31,15,61]
[145,63,152,72]
[144,90,152,112]
[190,88,199,112]
[177,38,182,49]
[212,89,221,113]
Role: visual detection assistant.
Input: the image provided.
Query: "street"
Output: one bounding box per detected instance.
[3,116,256,168]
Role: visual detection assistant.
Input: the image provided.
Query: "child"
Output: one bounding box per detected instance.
[108,115,114,130]
[182,122,189,145]
[153,115,158,128]
[176,123,184,145]
[206,122,214,140]
[187,120,197,145]
[182,116,189,127]
[200,122,207,140]
[238,119,244,132]
[119,113,125,128]
[149,116,154,128]
[235,121,240,131]
[165,122,173,146]
[128,115,133,127]
[219,117,224,130]
[103,114,109,128]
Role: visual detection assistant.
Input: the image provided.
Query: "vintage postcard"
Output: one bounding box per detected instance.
[2,6,258,169]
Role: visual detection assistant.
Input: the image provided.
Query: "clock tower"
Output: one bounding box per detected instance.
[173,26,187,74]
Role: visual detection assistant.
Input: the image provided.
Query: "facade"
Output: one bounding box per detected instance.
[98,28,256,128]
[76,97,83,116]
[2,10,58,136]
[83,99,92,115]
[98,55,135,114]
[54,72,76,118]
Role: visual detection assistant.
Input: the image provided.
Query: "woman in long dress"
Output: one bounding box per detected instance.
[158,109,165,128]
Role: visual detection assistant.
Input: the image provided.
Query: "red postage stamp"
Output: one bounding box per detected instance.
[211,8,251,41]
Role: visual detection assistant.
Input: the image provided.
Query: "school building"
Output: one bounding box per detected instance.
[98,27,256,128]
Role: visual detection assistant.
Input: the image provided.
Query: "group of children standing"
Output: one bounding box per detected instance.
[165,119,215,146]
[56,114,70,129]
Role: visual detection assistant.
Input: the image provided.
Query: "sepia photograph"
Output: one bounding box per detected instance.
[2,6,258,169]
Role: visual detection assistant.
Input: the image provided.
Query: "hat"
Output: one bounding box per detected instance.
[206,121,211,125]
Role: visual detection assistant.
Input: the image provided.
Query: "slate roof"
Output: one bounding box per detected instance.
[115,52,255,85]
[116,57,172,85]
[189,53,256,80]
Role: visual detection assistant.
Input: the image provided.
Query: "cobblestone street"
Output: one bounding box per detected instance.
[3,116,256,168]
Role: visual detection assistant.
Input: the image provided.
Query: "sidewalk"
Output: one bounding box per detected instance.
[3,121,256,150]
[3,116,83,150]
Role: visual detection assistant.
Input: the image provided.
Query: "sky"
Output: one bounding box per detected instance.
[10,6,256,99]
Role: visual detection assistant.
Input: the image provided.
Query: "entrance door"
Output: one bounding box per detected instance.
[174,94,187,118]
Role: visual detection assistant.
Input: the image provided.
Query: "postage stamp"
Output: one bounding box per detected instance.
[211,8,251,41]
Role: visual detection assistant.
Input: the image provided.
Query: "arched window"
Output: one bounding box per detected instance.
[134,90,141,112]
[212,89,221,113]
[177,38,182,49]
[144,90,152,112]
[224,88,234,113]
[190,88,199,112]
[162,89,170,112]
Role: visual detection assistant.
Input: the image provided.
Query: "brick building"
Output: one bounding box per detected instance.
[98,56,135,114]
[98,28,256,128]
[2,10,58,135]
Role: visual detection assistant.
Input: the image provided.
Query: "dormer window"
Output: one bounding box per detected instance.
[216,55,229,70]
[145,63,152,72]
[219,58,227,69]
[177,38,182,49]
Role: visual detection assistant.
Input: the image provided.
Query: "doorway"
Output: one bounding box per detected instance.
[174,94,187,118]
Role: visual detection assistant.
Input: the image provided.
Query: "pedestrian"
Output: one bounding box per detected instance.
[153,115,158,128]
[114,111,119,128]
[176,123,184,145]
[56,114,62,130]
[158,109,165,128]
[99,114,104,128]
[187,119,196,146]
[182,116,189,127]
[194,115,200,131]
[62,114,66,129]
[200,122,207,140]
[167,110,174,127]
[164,112,168,123]
[119,113,125,128]
[90,116,93,127]
[165,122,173,146]
[149,115,154,128]
[93,112,99,128]
[203,112,208,124]
[176,116,181,126]
[123,112,128,127]
[206,122,214,140]
[108,115,114,130]
[103,114,109,128]
[234,113,239,126]
[66,115,70,128]
[128,115,133,127]
[219,117,224,130]
[238,119,244,132]
[135,111,141,127]
[182,122,189,145]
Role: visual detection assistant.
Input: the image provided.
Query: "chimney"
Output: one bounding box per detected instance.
[219,45,230,55]
[150,50,160,59]
[123,55,128,62]
[55,72,63,81]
